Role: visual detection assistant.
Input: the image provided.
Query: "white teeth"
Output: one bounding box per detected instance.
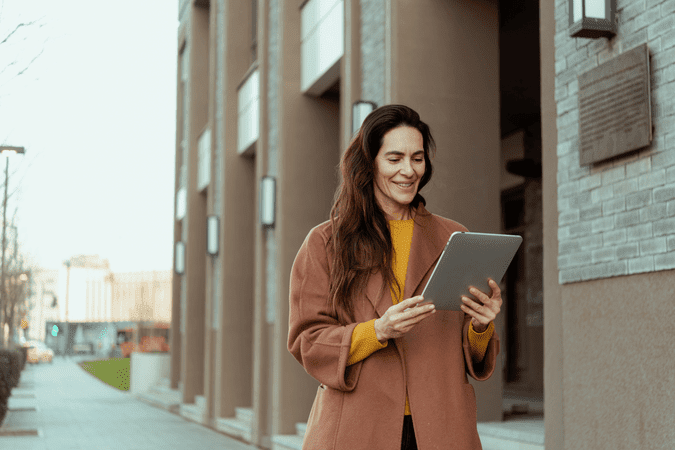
[396,183,412,187]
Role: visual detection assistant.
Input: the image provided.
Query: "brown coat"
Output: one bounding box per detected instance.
[287,204,499,450]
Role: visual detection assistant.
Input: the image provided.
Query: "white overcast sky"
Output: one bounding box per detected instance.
[0,0,178,272]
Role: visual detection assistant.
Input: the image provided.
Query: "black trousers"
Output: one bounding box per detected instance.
[401,415,418,450]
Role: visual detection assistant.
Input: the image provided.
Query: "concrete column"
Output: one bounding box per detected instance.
[180,4,210,404]
[541,0,562,447]
[270,0,342,435]
[251,0,271,445]
[170,21,188,392]
[340,0,361,152]
[212,0,256,420]
[202,1,218,424]
[390,0,502,422]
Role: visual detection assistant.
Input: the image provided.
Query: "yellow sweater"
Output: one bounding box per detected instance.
[347,219,494,415]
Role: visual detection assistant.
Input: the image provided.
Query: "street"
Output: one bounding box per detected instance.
[0,357,260,450]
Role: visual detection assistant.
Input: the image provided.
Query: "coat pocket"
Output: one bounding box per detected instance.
[302,385,345,450]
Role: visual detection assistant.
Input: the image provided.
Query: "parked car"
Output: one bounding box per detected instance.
[25,341,54,364]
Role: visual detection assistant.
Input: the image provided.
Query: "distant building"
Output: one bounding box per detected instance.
[26,255,172,354]
[111,271,172,323]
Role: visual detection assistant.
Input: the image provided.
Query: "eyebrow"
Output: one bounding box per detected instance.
[383,150,425,157]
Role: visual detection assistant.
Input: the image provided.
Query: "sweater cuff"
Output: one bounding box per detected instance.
[347,319,388,366]
[467,321,494,363]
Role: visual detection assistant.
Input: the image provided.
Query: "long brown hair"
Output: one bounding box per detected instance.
[328,104,435,323]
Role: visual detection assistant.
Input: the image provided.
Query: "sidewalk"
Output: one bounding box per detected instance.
[0,356,260,450]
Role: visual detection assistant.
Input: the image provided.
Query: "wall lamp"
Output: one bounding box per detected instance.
[207,215,219,256]
[260,176,276,227]
[352,101,377,135]
[175,241,185,275]
[569,0,616,39]
[0,146,25,156]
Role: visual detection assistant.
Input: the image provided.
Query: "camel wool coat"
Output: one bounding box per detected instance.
[287,204,500,450]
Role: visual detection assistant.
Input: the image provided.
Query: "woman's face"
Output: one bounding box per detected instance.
[373,126,426,220]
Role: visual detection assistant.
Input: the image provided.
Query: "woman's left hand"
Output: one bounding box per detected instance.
[460,278,502,333]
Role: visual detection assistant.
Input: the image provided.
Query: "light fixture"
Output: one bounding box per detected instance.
[0,145,25,156]
[352,101,377,135]
[260,176,276,227]
[175,242,185,275]
[569,0,616,39]
[207,216,219,256]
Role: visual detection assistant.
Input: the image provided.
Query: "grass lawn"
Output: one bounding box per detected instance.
[79,357,130,391]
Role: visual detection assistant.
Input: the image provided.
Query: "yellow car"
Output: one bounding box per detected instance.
[25,341,54,364]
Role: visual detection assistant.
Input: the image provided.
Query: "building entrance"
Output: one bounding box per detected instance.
[499,0,544,418]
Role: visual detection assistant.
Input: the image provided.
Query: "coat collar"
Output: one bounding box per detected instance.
[365,203,450,317]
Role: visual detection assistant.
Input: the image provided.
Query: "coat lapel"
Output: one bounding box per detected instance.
[364,204,450,316]
[404,204,449,300]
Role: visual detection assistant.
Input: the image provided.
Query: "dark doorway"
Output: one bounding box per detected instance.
[499,0,544,418]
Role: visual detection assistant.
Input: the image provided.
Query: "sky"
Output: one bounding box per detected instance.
[0,0,178,272]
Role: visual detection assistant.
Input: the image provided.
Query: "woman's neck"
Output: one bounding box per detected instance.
[384,205,414,221]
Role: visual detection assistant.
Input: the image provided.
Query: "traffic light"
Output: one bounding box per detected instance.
[52,325,59,337]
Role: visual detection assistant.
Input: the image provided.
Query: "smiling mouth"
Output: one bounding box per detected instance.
[395,182,414,188]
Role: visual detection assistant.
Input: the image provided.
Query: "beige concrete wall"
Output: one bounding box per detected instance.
[272,1,342,435]
[180,4,210,404]
[170,19,188,392]
[212,0,256,420]
[390,0,502,422]
[561,271,675,449]
[251,0,271,445]
[541,0,563,447]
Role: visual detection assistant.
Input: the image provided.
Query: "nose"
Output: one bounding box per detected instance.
[400,159,414,176]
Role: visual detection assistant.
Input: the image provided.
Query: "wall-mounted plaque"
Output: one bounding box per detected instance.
[578,44,652,165]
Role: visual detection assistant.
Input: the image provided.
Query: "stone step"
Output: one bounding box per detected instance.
[137,386,181,414]
[180,401,208,425]
[270,422,306,450]
[477,419,545,450]
[270,434,304,450]
[215,415,253,442]
[235,406,253,423]
[195,395,207,409]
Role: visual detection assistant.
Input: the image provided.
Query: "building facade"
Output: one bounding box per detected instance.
[27,256,172,356]
[169,0,675,449]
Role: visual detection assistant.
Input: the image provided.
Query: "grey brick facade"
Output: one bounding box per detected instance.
[555,0,675,284]
[360,0,386,107]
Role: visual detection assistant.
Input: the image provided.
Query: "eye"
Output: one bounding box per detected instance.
[388,159,400,163]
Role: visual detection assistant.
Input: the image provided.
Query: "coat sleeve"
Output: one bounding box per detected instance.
[287,227,362,392]
[462,314,500,381]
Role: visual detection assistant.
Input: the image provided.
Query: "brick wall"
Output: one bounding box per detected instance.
[555,0,675,284]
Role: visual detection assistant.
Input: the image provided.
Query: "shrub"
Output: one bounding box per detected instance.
[0,351,12,426]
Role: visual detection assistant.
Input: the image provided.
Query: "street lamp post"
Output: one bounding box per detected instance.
[0,146,25,346]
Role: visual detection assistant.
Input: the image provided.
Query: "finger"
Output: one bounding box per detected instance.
[488,279,501,297]
[398,295,424,310]
[404,302,435,318]
[460,304,489,325]
[468,286,489,304]
[396,309,436,330]
[461,296,496,321]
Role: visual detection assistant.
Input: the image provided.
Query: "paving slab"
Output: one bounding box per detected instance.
[0,357,260,450]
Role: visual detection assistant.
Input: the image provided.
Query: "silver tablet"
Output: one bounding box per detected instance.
[421,231,522,311]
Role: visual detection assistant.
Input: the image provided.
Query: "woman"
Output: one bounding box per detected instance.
[287,104,501,449]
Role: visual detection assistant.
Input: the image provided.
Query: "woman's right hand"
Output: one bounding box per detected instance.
[374,296,436,342]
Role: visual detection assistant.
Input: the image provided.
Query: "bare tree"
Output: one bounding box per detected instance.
[0,222,34,346]
[0,10,46,346]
